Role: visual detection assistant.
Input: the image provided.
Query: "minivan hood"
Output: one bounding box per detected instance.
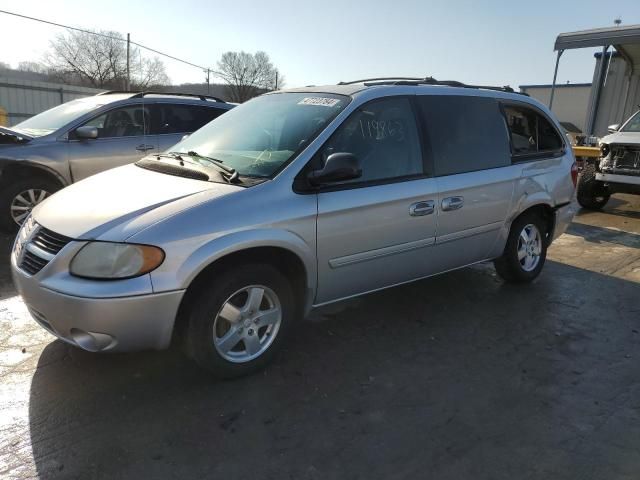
[33,163,241,239]
[0,126,32,144]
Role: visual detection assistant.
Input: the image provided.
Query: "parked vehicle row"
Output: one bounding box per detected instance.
[10,78,577,377]
[0,91,233,231]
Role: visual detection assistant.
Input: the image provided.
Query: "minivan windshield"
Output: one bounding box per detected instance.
[13,97,106,137]
[171,92,350,177]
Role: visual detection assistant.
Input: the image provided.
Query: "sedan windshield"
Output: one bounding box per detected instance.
[171,92,350,177]
[13,97,106,137]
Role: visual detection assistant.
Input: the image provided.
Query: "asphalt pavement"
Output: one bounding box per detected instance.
[1,195,639,479]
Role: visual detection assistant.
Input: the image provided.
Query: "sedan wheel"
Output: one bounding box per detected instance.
[10,189,50,226]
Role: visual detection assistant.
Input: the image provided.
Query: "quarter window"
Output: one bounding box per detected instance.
[417,95,511,176]
[503,105,563,156]
[81,105,149,138]
[318,97,423,184]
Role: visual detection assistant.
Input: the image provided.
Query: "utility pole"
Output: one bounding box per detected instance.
[275,70,278,91]
[126,33,130,91]
[206,68,211,94]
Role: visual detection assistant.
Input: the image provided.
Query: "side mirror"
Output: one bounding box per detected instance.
[307,153,362,186]
[75,126,98,140]
[607,124,620,134]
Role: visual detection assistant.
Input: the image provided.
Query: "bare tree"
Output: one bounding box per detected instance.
[17,61,49,75]
[45,29,169,89]
[216,51,281,102]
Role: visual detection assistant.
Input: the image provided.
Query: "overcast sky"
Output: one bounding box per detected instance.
[1,0,639,89]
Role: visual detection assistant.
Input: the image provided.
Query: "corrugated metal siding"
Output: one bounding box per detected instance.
[0,76,102,126]
[588,56,640,136]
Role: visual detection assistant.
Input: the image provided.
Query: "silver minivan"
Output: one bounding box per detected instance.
[11,78,578,378]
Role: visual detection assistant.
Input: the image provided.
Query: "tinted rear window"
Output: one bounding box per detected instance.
[417,95,511,176]
[503,105,563,155]
[152,104,226,134]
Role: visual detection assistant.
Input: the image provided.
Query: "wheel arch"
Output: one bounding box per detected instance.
[510,202,556,245]
[0,161,68,189]
[170,232,316,345]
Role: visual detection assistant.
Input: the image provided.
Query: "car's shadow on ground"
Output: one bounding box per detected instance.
[28,260,640,479]
[575,195,640,222]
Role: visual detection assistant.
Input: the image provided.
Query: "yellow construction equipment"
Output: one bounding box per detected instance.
[572,146,601,158]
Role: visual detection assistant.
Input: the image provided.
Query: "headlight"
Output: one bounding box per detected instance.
[70,242,165,280]
[600,143,610,158]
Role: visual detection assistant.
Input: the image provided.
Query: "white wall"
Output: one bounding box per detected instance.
[520,84,592,132]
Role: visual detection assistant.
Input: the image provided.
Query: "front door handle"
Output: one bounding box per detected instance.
[136,144,155,152]
[409,200,435,216]
[442,196,464,211]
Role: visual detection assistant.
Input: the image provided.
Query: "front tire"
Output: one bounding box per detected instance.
[0,176,59,233]
[185,263,295,378]
[494,211,548,283]
[577,164,610,210]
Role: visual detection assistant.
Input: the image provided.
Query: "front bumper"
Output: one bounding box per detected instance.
[11,256,185,352]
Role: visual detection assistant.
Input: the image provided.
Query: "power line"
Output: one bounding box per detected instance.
[0,8,218,75]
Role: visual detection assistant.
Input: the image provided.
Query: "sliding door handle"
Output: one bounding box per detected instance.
[442,196,464,211]
[409,200,435,216]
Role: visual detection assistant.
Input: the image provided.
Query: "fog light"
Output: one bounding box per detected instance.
[69,328,116,352]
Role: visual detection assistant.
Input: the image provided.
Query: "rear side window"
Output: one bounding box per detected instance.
[80,105,150,138]
[417,95,510,176]
[152,104,225,134]
[503,105,563,156]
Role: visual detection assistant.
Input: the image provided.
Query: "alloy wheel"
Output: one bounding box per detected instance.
[517,223,542,272]
[213,285,282,363]
[10,189,49,226]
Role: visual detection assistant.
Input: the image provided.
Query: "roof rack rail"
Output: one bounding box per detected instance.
[96,90,226,103]
[338,77,424,85]
[337,76,527,96]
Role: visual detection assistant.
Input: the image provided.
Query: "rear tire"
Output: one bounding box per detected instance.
[0,176,60,233]
[185,263,295,379]
[494,211,548,284]
[577,164,610,210]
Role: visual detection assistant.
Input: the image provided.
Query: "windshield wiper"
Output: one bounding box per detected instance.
[174,151,240,182]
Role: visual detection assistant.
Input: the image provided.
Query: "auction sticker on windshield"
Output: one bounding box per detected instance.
[298,97,341,107]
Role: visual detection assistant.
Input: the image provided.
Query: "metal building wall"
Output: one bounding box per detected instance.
[588,54,640,136]
[0,75,102,126]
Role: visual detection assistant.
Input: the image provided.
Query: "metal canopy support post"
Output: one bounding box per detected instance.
[549,49,564,109]
[586,45,610,136]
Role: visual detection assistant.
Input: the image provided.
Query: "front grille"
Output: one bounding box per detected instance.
[18,224,72,275]
[20,250,50,275]
[31,227,71,255]
[603,145,640,176]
